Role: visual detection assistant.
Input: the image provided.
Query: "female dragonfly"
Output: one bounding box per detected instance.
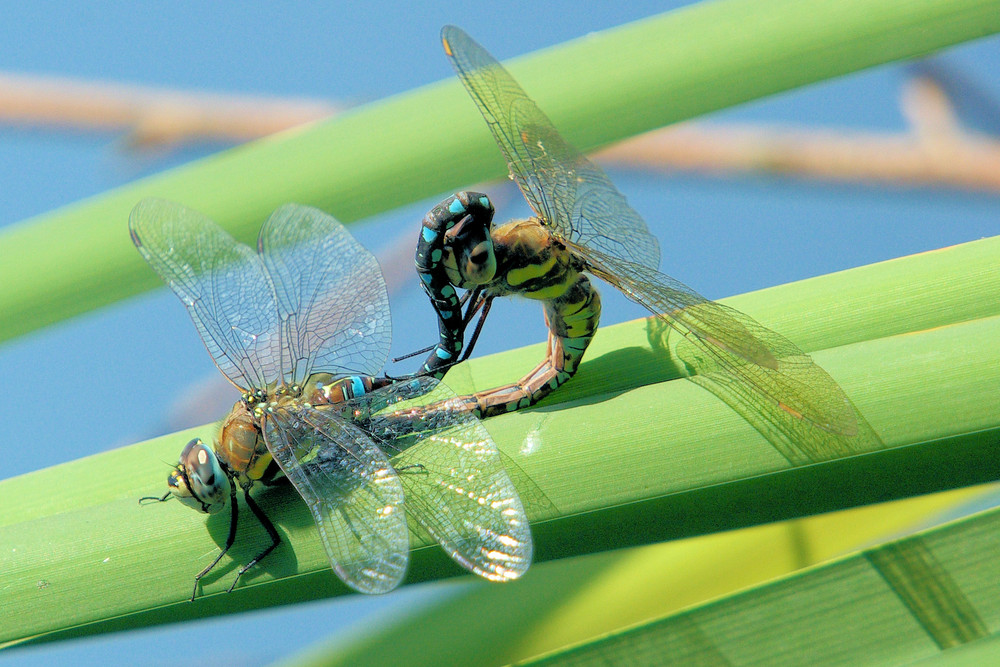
[131,199,531,599]
[412,26,883,466]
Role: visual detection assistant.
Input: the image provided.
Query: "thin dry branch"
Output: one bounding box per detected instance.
[0,72,339,149]
[0,70,997,190]
[596,72,1000,191]
[594,121,1000,191]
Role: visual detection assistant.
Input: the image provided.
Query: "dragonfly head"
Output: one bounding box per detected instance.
[166,438,231,514]
[444,214,496,288]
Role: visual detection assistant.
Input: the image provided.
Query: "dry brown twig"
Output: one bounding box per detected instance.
[0,71,339,149]
[595,72,1000,191]
[0,69,995,190]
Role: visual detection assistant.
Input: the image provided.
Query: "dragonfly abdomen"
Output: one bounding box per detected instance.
[414,192,496,378]
[408,203,601,417]
[308,373,385,404]
[544,272,601,375]
[463,272,601,418]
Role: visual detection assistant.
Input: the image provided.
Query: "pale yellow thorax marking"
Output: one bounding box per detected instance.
[522,276,574,301]
[506,253,557,287]
[246,451,274,481]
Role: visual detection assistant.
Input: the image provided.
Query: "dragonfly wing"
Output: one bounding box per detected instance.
[258,204,391,386]
[129,198,279,390]
[263,403,409,594]
[361,377,533,581]
[441,25,660,271]
[577,244,884,465]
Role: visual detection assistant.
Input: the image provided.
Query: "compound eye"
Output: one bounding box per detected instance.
[469,246,489,265]
[175,438,231,514]
[463,240,496,284]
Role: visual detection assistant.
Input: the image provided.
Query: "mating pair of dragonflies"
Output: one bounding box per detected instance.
[134,26,883,600]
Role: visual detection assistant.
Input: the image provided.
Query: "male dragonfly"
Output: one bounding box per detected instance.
[131,199,532,599]
[410,26,883,465]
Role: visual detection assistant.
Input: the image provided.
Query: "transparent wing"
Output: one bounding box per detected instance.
[578,244,885,465]
[357,376,533,582]
[441,27,883,464]
[441,25,660,271]
[258,204,391,386]
[129,198,279,390]
[263,402,409,594]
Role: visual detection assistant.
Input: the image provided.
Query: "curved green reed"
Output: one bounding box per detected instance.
[2,0,999,651]
[0,0,997,343]
[3,231,1000,645]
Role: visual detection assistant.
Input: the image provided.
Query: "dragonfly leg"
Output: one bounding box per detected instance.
[390,289,481,367]
[191,480,239,601]
[413,191,495,379]
[227,484,281,594]
[459,292,492,363]
[392,288,492,379]
[138,491,171,505]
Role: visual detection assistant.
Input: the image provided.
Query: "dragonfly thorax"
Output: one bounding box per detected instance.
[216,375,379,486]
[218,401,272,483]
[489,218,580,301]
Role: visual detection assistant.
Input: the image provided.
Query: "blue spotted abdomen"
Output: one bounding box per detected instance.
[413,192,496,378]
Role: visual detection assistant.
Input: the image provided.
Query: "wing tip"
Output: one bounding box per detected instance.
[128,197,188,246]
[441,25,472,60]
[335,559,409,595]
[128,197,175,251]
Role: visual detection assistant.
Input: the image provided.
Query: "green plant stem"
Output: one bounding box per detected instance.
[2,233,999,645]
[0,0,997,343]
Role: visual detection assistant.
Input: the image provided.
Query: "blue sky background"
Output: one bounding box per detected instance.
[0,1,998,664]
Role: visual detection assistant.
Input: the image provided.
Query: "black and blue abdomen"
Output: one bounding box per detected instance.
[414,192,497,377]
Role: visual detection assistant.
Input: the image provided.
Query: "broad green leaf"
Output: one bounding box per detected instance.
[514,495,1000,666]
[288,485,995,667]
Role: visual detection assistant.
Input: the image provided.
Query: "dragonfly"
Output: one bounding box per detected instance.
[131,198,532,600]
[410,25,884,465]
